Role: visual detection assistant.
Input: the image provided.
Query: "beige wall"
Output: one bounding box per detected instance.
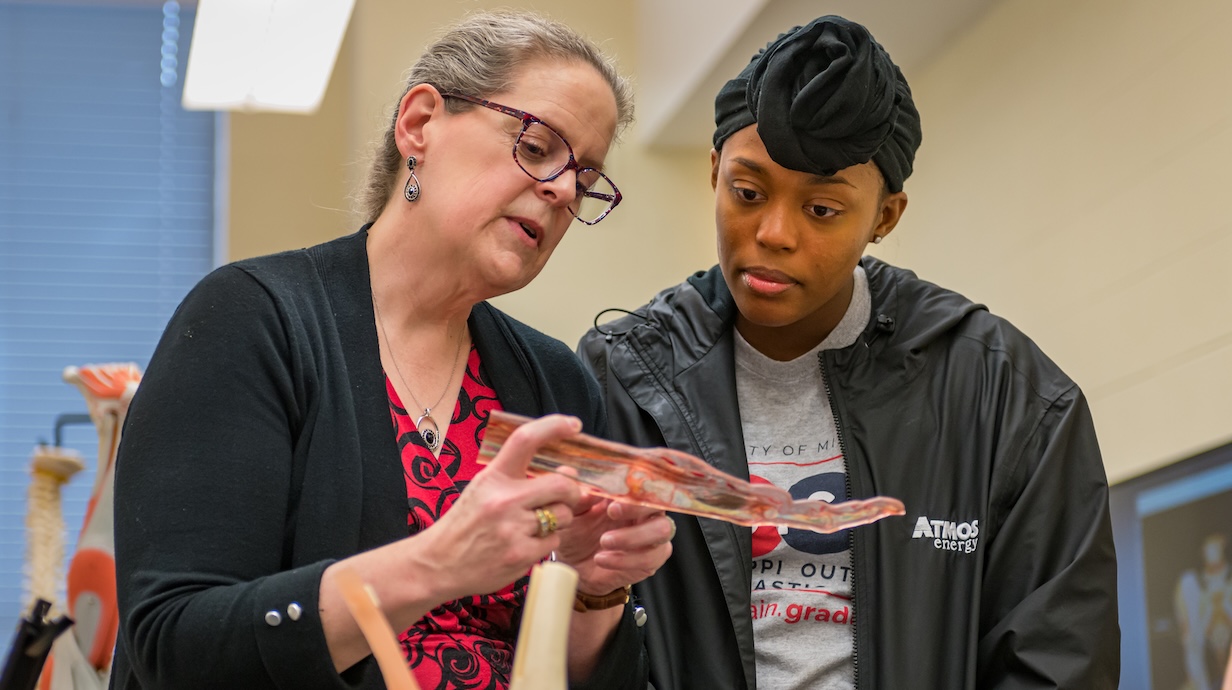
[227,0,1232,483]
[227,23,356,260]
[873,0,1232,481]
[229,0,718,342]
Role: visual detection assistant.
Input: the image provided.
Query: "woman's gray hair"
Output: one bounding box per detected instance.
[355,10,634,223]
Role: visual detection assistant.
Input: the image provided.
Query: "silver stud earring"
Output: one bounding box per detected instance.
[403,155,421,203]
[872,235,883,244]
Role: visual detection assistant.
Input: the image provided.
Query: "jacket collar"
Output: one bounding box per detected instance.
[682,258,986,367]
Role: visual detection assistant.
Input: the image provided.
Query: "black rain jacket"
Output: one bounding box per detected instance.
[577,259,1119,690]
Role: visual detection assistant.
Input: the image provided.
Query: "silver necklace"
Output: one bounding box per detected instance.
[372,296,468,453]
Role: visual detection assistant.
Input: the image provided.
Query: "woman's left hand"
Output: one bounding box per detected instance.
[555,496,674,596]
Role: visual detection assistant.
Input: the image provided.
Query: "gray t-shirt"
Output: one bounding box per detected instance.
[736,266,871,690]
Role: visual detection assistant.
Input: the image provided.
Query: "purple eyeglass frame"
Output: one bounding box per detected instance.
[441,92,622,225]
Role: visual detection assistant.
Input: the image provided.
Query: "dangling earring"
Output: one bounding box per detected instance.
[872,235,883,244]
[403,155,421,203]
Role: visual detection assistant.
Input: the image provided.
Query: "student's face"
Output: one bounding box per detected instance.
[711,126,906,357]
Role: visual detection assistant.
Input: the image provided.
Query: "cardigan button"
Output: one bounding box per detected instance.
[264,610,283,626]
[287,602,303,621]
[633,605,647,628]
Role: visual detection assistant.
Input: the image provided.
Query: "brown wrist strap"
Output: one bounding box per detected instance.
[573,585,631,612]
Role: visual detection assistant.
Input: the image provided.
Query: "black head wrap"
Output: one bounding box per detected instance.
[713,15,922,192]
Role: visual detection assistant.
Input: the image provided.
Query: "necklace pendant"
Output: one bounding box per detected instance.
[415,409,442,452]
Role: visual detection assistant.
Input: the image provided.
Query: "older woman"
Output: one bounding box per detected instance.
[111,11,672,690]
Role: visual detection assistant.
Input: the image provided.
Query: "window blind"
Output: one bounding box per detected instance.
[0,0,215,644]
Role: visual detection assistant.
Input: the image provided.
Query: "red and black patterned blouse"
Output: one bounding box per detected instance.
[387,345,527,690]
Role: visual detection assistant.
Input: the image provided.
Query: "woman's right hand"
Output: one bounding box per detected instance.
[408,413,584,601]
[321,414,584,672]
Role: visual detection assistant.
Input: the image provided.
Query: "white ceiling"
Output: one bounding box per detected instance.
[637,0,1005,149]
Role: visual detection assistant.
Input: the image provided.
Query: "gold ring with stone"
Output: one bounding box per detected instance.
[534,507,558,538]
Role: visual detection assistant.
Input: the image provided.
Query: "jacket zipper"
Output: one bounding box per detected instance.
[819,351,860,690]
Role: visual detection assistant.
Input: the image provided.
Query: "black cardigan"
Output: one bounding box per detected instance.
[111,229,643,689]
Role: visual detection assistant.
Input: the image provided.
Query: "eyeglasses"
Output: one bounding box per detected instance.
[442,92,621,225]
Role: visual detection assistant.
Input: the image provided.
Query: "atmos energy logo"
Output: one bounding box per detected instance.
[911,516,979,553]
